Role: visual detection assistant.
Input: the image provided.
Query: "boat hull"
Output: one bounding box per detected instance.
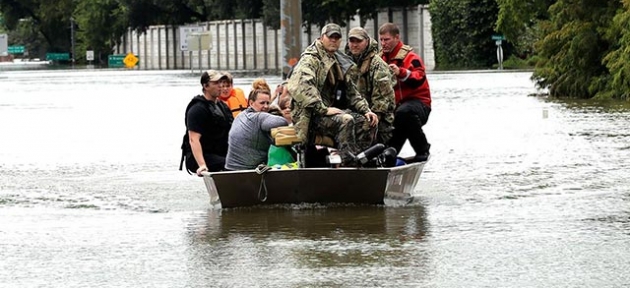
[203,162,425,208]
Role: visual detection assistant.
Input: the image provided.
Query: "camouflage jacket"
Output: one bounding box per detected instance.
[345,37,396,142]
[287,39,371,141]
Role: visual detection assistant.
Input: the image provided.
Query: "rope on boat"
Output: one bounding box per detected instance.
[255,164,271,202]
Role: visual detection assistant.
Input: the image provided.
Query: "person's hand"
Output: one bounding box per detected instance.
[196,165,208,177]
[326,107,343,116]
[365,111,379,127]
[388,64,400,76]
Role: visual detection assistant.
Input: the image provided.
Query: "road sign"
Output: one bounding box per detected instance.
[86,50,94,61]
[123,52,139,68]
[491,34,506,41]
[46,53,70,61]
[187,31,212,51]
[179,25,205,51]
[108,54,126,67]
[8,45,25,54]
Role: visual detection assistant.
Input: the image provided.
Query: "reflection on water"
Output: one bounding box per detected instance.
[1,70,630,287]
[192,205,428,241]
[183,206,430,287]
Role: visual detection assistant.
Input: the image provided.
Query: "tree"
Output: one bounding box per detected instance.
[495,0,554,58]
[430,0,500,69]
[600,0,630,100]
[261,0,280,28]
[300,0,428,29]
[118,0,209,32]
[531,0,620,98]
[0,0,74,57]
[74,0,129,64]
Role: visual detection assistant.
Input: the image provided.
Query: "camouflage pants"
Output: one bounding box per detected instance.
[310,111,375,166]
[375,112,394,146]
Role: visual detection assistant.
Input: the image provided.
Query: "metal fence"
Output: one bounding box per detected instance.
[115,5,434,73]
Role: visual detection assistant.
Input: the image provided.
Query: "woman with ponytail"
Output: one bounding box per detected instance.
[224,78,289,170]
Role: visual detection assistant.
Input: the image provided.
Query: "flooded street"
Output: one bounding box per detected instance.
[1,69,629,287]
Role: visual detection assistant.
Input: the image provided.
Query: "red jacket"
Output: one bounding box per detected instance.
[381,41,431,108]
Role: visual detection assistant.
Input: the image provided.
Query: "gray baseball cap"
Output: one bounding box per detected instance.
[321,23,342,37]
[348,27,369,40]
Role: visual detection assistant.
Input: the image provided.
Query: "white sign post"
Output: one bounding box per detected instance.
[179,25,204,52]
[179,25,205,72]
[0,34,8,57]
[496,40,503,70]
[491,35,505,70]
[186,31,212,73]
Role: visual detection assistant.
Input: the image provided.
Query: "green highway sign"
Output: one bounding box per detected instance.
[491,34,506,41]
[108,54,126,67]
[8,45,25,54]
[46,53,70,61]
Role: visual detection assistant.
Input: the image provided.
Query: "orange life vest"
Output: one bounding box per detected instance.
[220,88,248,118]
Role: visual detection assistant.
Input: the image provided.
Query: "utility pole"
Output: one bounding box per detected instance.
[280,0,302,79]
[70,17,75,67]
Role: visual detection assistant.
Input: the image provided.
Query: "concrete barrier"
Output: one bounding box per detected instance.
[115,5,434,73]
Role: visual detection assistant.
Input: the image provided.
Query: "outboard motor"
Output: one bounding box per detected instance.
[376,147,398,168]
[355,143,386,166]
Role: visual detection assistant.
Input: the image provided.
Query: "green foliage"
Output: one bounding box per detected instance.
[429,0,500,69]
[531,0,621,99]
[261,0,280,29]
[496,0,554,57]
[501,55,533,70]
[300,0,427,30]
[4,17,47,58]
[600,0,630,100]
[74,0,129,64]
[118,0,209,32]
[232,0,264,19]
[0,0,74,57]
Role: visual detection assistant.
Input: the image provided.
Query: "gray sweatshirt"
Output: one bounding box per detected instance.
[225,107,289,170]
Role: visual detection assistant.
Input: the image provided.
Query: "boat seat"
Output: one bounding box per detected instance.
[271,126,335,147]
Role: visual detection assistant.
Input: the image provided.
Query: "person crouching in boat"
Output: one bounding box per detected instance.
[224,79,290,170]
[186,70,234,176]
[219,71,248,118]
[345,27,396,146]
[287,23,379,167]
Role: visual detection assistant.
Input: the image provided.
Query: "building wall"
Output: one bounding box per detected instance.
[115,5,434,72]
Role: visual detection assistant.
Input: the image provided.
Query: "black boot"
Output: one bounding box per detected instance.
[411,143,430,163]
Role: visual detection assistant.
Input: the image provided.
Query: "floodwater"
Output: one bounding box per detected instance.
[1,69,629,287]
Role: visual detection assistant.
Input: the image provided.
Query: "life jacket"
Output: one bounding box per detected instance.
[179,96,205,174]
[221,88,248,118]
[381,43,431,107]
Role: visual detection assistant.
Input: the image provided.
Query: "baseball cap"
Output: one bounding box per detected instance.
[200,70,227,85]
[321,23,342,37]
[348,27,369,40]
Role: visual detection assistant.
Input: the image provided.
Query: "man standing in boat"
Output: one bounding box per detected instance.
[287,23,379,167]
[344,26,396,146]
[379,22,432,162]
